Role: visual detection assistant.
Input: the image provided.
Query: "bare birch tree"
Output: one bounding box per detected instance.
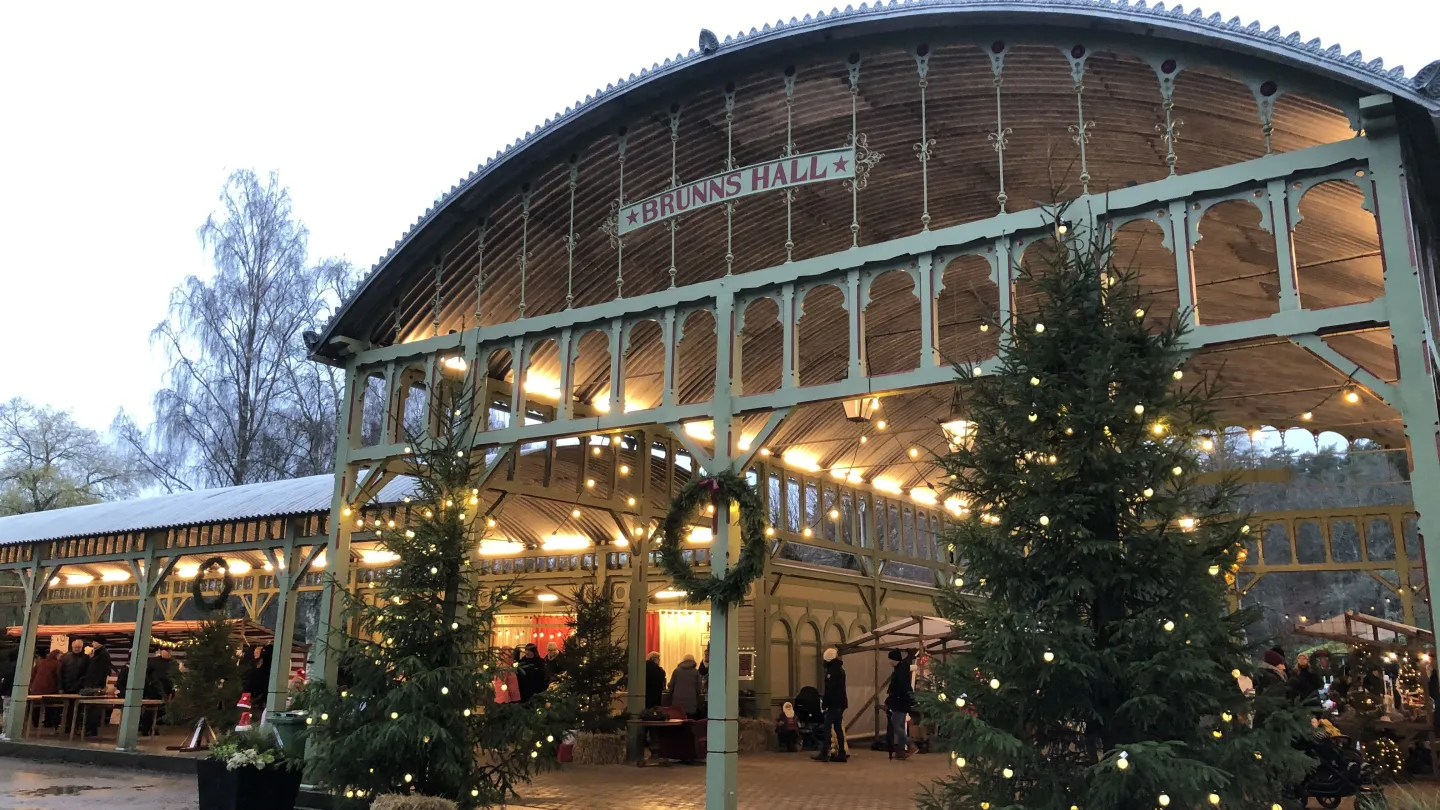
[116,169,354,490]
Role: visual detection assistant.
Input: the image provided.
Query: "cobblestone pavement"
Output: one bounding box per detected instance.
[0,759,195,810]
[512,749,952,809]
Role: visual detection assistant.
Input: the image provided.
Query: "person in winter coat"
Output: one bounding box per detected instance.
[146,648,177,699]
[80,642,114,737]
[1289,652,1324,705]
[814,648,848,762]
[775,701,800,752]
[0,647,15,699]
[517,643,547,702]
[886,649,917,759]
[29,650,61,695]
[28,650,63,729]
[545,641,565,682]
[493,648,522,704]
[645,652,666,709]
[59,638,89,694]
[667,654,703,718]
[241,644,274,715]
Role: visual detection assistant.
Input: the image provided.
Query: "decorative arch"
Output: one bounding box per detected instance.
[796,618,822,691]
[769,616,794,702]
[863,268,922,376]
[571,329,611,411]
[1292,178,1383,311]
[1191,195,1279,325]
[674,309,717,406]
[797,284,849,387]
[739,296,782,396]
[622,318,664,411]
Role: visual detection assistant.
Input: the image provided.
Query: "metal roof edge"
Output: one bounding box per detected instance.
[313,0,1440,358]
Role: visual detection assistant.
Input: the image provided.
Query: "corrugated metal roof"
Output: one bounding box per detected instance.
[0,475,417,547]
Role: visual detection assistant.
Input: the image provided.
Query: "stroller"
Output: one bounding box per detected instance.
[1296,732,1386,809]
[792,686,824,751]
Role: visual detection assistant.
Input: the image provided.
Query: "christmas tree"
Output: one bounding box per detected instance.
[923,205,1315,810]
[553,582,627,733]
[303,381,572,808]
[169,613,242,728]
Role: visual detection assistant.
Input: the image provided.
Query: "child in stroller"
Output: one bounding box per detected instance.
[791,686,824,751]
[1297,722,1385,809]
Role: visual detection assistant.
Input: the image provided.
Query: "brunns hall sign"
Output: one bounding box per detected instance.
[617,146,857,235]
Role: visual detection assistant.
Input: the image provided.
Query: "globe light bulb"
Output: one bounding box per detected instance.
[1117,759,1129,771]
[1028,413,1038,422]
[956,697,966,708]
[1134,404,1144,415]
[1030,377,1040,386]
[1043,651,1055,663]
[1163,620,1175,632]
[1142,487,1154,498]
[989,678,1001,690]
[1002,768,1014,779]
[1035,323,1045,333]
[1172,466,1182,476]
[1173,370,1183,380]
[956,756,967,767]
[1159,795,1170,807]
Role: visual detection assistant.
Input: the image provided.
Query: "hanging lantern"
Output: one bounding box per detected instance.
[842,397,879,423]
[939,386,977,451]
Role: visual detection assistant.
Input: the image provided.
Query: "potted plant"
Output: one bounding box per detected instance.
[196,725,303,810]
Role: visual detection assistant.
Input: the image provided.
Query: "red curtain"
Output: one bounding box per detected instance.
[646,612,660,655]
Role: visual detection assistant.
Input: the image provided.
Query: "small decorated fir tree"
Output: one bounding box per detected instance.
[169,613,242,728]
[304,382,571,808]
[554,582,627,733]
[923,204,1315,810]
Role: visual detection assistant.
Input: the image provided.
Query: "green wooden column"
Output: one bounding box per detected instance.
[2,548,56,741]
[315,361,361,685]
[1368,111,1440,632]
[267,520,323,712]
[116,532,175,751]
[705,291,740,810]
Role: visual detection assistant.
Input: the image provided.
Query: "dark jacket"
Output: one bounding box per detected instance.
[80,646,113,691]
[645,659,667,708]
[1290,665,1323,704]
[29,653,61,695]
[517,655,547,702]
[59,650,90,693]
[668,659,703,716]
[546,652,565,683]
[822,658,848,712]
[242,645,274,700]
[886,656,915,712]
[146,656,177,697]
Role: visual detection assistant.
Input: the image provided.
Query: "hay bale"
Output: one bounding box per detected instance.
[738,717,775,754]
[371,796,458,810]
[571,730,627,765]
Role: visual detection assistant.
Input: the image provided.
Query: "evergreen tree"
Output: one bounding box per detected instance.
[169,614,242,727]
[923,206,1314,810]
[554,582,627,733]
[304,383,571,808]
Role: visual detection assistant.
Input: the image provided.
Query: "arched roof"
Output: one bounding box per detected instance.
[314,0,1438,354]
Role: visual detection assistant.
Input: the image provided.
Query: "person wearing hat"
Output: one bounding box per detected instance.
[813,647,848,762]
[545,641,565,683]
[775,701,800,752]
[886,649,917,760]
[517,643,547,702]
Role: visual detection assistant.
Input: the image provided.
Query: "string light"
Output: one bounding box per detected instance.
[980,323,989,332]
[619,464,630,475]
[1142,488,1154,498]
[1301,411,1313,421]
[1163,620,1175,632]
[1133,404,1144,415]
[877,420,888,430]
[1030,377,1040,386]
[1043,651,1055,662]
[1159,795,1170,807]
[989,678,1001,690]
[908,447,920,458]
[1344,387,1361,404]
[1035,323,1045,333]
[1002,768,1014,779]
[1172,370,1183,380]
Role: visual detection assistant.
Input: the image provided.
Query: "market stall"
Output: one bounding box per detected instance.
[836,616,964,747]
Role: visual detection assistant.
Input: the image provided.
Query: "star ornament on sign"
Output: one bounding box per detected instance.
[833,155,849,172]
[626,209,639,224]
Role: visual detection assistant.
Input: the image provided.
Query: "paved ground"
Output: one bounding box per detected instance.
[0,759,195,810]
[1,752,1427,809]
[514,749,952,810]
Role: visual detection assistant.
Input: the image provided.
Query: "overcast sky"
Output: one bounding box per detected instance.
[0,0,1429,440]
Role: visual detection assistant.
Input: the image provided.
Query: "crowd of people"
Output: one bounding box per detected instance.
[11,637,179,737]
[493,640,566,704]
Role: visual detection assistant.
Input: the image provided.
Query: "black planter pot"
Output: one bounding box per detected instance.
[196,757,303,810]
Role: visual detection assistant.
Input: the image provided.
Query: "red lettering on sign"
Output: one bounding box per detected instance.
[810,155,828,180]
[772,160,788,185]
[707,178,725,200]
[725,173,742,195]
[642,199,658,223]
[659,192,675,218]
[690,183,707,206]
[752,164,772,190]
[790,158,808,183]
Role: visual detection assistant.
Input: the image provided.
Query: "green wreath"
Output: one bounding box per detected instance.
[190,556,234,612]
[655,470,767,608]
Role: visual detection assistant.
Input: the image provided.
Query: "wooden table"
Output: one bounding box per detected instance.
[628,719,704,767]
[70,698,165,741]
[23,695,85,739]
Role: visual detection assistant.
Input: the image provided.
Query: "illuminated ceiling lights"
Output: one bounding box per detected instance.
[442,354,468,373]
[842,397,879,423]
[361,550,400,565]
[683,420,715,441]
[535,593,559,603]
[542,535,591,552]
[910,487,938,506]
[872,478,903,495]
[522,374,562,399]
[781,449,820,473]
[100,570,131,582]
[227,560,253,575]
[654,589,688,600]
[65,574,95,585]
[479,538,526,556]
[687,527,714,544]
